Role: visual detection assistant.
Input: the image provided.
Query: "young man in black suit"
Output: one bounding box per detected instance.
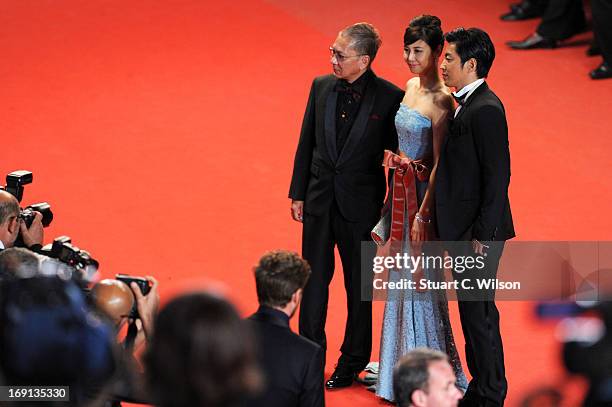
[247,250,324,407]
[288,22,404,389]
[437,28,515,407]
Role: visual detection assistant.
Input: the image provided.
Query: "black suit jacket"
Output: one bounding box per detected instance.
[435,82,515,242]
[289,72,404,221]
[246,307,324,407]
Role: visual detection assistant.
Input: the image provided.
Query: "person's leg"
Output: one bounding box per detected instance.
[299,210,335,351]
[537,0,586,40]
[334,210,376,373]
[500,0,548,21]
[507,0,585,49]
[457,301,506,406]
[590,0,612,79]
[453,242,507,406]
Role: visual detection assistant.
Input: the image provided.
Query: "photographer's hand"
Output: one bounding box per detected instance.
[131,276,159,340]
[20,211,44,248]
[128,318,147,350]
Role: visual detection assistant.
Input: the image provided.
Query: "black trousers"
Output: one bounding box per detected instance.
[299,202,376,372]
[537,0,586,40]
[515,0,549,12]
[592,0,612,64]
[451,242,507,407]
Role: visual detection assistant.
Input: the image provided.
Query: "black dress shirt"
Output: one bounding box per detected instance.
[335,69,372,153]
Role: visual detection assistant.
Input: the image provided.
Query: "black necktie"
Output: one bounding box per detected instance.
[452,93,467,106]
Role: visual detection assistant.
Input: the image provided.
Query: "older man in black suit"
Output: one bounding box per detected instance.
[438,28,515,407]
[247,250,324,407]
[289,22,403,389]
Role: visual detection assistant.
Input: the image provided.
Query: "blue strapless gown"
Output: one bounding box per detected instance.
[375,104,468,401]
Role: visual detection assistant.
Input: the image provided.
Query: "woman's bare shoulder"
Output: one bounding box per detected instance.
[405,77,419,89]
[433,86,454,113]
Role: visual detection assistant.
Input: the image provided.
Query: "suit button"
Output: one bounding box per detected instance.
[334,169,340,175]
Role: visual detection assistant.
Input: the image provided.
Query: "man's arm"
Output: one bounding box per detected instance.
[384,90,403,193]
[289,79,318,222]
[299,346,325,407]
[289,78,317,202]
[384,90,402,154]
[471,104,511,241]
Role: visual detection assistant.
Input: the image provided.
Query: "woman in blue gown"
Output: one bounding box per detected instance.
[374,15,468,401]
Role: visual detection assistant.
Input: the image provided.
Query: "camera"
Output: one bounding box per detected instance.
[20,202,53,228]
[116,274,151,319]
[39,236,99,284]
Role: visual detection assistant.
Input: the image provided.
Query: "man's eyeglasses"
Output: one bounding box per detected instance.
[329,47,365,63]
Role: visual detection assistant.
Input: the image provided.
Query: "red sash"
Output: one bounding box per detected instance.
[381,150,430,248]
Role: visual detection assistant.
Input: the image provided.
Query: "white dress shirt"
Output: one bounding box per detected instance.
[453,78,485,118]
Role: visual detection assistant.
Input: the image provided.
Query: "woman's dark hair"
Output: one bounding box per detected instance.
[404,15,443,51]
[445,27,496,78]
[145,293,262,407]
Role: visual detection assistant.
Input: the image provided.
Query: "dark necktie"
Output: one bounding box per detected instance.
[452,92,467,106]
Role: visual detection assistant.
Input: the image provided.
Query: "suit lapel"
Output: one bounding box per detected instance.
[324,89,339,162]
[336,75,377,166]
[442,115,455,152]
[444,82,489,153]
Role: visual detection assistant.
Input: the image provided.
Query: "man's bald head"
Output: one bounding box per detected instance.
[90,279,135,328]
[0,191,19,225]
[0,190,21,248]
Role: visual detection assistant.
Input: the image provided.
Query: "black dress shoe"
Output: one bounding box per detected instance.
[507,33,558,50]
[587,44,602,57]
[590,62,612,80]
[500,1,544,21]
[325,369,357,389]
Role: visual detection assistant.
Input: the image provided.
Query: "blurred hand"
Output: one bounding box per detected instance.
[291,200,304,222]
[19,211,44,247]
[128,318,147,350]
[472,239,488,256]
[130,276,159,340]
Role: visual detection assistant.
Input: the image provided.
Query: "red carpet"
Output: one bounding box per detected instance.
[1,1,611,405]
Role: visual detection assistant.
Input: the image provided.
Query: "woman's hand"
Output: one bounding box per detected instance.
[411,215,431,242]
[391,155,412,173]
